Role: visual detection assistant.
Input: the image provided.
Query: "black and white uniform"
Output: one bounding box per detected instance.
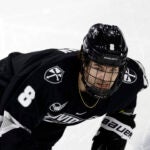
[0,49,148,150]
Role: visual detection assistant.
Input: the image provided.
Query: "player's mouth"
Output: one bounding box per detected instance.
[95,83,111,89]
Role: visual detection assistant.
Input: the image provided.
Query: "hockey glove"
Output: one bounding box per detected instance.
[91,113,136,150]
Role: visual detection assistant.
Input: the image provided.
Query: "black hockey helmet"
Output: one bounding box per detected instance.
[80,23,128,99]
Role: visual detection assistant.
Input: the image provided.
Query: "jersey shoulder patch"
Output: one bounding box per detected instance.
[134,59,148,88]
[125,58,148,89]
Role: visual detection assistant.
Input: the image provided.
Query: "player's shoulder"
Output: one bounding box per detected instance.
[10,48,79,73]
[36,48,79,56]
[36,48,79,62]
[125,57,148,89]
[126,57,146,77]
[10,48,79,62]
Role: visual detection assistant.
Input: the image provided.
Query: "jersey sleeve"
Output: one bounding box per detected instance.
[0,55,39,150]
[0,48,77,150]
[0,49,63,150]
[92,112,136,150]
[92,96,137,150]
[0,53,20,114]
[0,128,38,150]
[0,56,14,101]
[100,95,136,139]
[134,59,149,90]
[92,59,148,150]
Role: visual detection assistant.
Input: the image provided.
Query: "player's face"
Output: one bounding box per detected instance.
[84,61,119,90]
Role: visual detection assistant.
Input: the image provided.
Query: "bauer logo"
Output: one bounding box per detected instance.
[101,116,133,140]
[44,66,64,84]
[123,68,137,84]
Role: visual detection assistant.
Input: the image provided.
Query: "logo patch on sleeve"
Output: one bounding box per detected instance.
[44,66,64,84]
[123,68,137,84]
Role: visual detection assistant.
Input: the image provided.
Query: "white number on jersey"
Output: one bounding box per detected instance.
[18,85,35,107]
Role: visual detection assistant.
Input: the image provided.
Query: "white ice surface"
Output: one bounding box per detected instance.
[0,1,150,150]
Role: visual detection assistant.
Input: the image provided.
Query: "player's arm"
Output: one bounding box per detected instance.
[0,50,46,113]
[0,84,45,150]
[0,53,41,150]
[91,110,135,150]
[0,111,39,150]
[91,60,148,150]
[0,56,13,97]
[91,99,136,150]
[0,55,16,114]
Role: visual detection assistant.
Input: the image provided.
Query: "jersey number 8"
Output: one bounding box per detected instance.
[18,85,35,107]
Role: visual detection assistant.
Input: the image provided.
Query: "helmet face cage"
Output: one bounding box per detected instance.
[85,61,119,90]
[81,54,125,99]
[80,23,128,99]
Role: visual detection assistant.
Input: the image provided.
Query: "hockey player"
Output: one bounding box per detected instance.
[0,23,148,150]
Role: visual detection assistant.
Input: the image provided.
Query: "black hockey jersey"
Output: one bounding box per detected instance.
[0,48,148,150]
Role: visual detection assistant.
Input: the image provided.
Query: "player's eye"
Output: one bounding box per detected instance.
[92,65,103,71]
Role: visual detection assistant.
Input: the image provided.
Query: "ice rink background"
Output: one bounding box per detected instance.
[0,0,150,149]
